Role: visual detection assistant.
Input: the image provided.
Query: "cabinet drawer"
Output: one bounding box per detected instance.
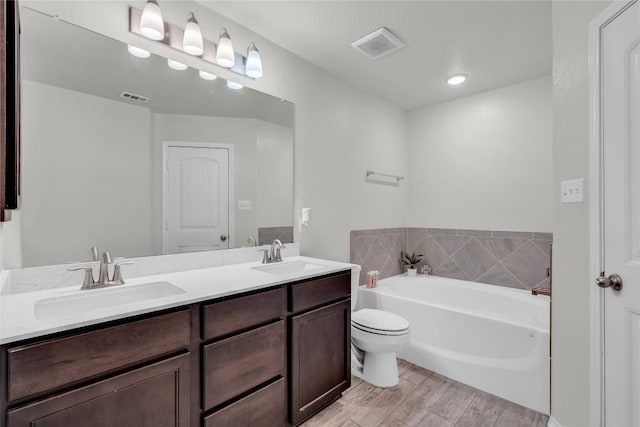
[7,310,191,402]
[203,320,285,410]
[204,378,285,427]
[203,287,284,340]
[290,272,350,313]
[7,353,191,427]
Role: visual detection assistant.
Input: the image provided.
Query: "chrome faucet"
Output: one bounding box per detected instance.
[259,239,286,264]
[68,251,134,290]
[247,236,257,247]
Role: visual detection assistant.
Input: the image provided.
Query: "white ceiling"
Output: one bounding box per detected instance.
[201,1,552,111]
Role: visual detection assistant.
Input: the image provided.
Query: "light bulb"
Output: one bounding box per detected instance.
[127,45,151,58]
[216,28,235,68]
[227,80,243,90]
[446,74,467,85]
[167,59,188,71]
[182,12,204,56]
[140,0,164,41]
[245,42,263,79]
[199,70,217,81]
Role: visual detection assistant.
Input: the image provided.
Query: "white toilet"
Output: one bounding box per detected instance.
[350,270,411,388]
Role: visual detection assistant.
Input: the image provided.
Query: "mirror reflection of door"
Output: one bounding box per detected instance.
[164,143,230,254]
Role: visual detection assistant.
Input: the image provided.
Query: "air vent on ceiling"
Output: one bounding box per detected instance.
[119,91,150,103]
[351,27,405,59]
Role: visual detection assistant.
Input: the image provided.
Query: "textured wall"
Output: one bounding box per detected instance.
[407,76,553,233]
[351,227,552,290]
[551,1,611,426]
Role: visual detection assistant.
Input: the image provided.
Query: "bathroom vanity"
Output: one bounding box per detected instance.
[0,260,354,427]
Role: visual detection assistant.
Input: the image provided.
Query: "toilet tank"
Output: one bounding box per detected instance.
[350,265,362,310]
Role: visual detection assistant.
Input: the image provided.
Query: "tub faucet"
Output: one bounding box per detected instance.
[421,265,432,275]
[531,287,551,296]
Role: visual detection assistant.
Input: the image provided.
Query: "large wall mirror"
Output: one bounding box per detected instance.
[3,7,295,269]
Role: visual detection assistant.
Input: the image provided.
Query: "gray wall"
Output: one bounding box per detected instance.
[407,76,553,232]
[551,1,611,425]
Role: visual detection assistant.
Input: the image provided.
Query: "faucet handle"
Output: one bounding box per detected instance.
[67,265,95,288]
[274,246,283,262]
[112,261,134,284]
[259,248,270,264]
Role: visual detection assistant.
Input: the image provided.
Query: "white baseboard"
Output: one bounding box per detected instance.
[547,416,562,427]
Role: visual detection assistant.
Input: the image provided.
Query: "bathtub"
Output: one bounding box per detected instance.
[357,274,550,415]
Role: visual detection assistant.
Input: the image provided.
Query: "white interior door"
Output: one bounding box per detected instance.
[601,2,640,425]
[165,145,229,253]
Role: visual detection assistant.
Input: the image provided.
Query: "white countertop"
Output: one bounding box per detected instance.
[0,256,357,345]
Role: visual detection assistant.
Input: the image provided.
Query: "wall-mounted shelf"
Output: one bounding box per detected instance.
[366,170,404,185]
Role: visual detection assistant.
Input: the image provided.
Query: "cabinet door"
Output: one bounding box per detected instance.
[290,300,351,426]
[7,353,190,427]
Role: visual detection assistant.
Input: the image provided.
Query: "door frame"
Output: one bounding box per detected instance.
[161,141,234,254]
[589,2,637,425]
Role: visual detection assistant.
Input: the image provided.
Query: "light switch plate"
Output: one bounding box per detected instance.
[561,179,584,203]
[238,200,252,210]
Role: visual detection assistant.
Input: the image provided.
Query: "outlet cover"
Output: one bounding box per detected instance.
[561,179,584,203]
[238,200,252,210]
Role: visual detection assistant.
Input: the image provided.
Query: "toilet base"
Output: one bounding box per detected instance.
[352,351,399,388]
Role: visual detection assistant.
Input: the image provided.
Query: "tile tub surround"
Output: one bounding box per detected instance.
[350,228,552,290]
[350,228,408,284]
[258,226,294,245]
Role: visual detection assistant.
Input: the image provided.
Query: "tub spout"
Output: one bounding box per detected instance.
[531,287,551,296]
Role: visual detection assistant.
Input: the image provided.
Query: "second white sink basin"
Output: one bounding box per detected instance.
[253,260,326,275]
[34,281,185,320]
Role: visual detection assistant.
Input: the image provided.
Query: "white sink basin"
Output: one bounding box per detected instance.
[253,260,327,275]
[34,281,185,320]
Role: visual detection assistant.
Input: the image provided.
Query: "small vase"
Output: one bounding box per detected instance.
[407,268,417,277]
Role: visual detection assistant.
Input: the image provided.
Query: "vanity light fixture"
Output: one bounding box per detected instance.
[199,70,217,81]
[139,0,165,41]
[216,28,235,68]
[182,12,204,56]
[245,42,263,79]
[130,6,263,80]
[167,58,188,71]
[227,80,243,90]
[127,45,151,58]
[446,74,467,85]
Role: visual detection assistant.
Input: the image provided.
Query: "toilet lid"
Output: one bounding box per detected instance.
[352,309,410,334]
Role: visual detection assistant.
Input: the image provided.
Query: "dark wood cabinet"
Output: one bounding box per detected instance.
[289,299,351,426]
[7,353,191,427]
[0,270,352,427]
[203,320,285,410]
[204,377,286,427]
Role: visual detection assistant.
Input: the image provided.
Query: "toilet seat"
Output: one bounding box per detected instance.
[351,309,410,336]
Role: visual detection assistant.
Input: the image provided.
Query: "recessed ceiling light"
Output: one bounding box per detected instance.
[446,74,467,85]
[167,59,188,71]
[226,81,243,90]
[127,45,151,59]
[199,70,217,81]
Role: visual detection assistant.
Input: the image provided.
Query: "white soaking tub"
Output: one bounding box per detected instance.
[357,274,550,414]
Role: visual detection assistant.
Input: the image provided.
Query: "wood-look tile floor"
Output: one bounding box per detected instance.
[302,360,549,427]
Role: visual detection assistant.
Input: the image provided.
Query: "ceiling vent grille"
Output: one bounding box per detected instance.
[119,91,150,103]
[351,27,404,59]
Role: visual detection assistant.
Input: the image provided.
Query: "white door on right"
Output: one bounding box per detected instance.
[601,2,640,426]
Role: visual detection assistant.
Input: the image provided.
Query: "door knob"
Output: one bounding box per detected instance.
[596,273,623,291]
[220,234,227,242]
